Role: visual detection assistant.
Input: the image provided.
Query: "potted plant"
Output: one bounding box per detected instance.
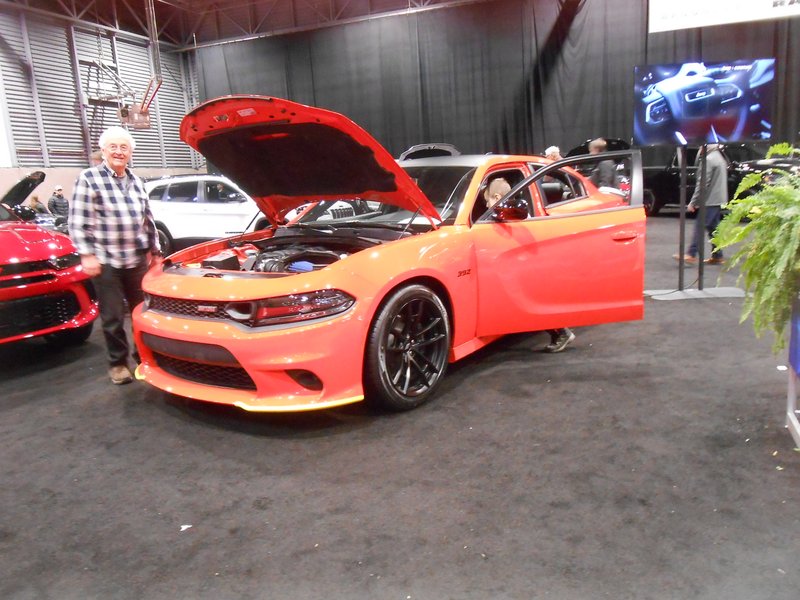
[712,142,800,353]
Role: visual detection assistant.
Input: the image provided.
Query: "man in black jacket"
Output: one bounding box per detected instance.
[48,185,69,220]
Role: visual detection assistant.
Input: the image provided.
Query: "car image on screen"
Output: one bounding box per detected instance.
[633,58,775,146]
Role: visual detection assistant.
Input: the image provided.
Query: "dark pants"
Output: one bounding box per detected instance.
[95,260,149,367]
[688,205,723,259]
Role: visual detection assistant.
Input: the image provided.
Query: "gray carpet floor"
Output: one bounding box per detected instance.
[1,213,798,600]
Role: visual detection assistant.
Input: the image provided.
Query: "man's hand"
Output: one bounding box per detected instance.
[147,252,163,268]
[80,254,101,277]
[687,203,697,213]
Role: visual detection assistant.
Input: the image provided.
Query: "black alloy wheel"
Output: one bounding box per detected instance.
[364,284,451,411]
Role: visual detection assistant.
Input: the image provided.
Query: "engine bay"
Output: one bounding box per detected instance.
[171,232,379,276]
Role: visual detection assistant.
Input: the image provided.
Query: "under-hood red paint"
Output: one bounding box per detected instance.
[0,222,74,263]
[180,96,440,223]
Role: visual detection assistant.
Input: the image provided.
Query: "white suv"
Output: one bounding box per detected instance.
[144,174,268,255]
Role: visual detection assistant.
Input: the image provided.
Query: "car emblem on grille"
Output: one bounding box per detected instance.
[197,305,218,314]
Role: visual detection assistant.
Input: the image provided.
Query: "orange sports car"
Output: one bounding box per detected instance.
[133,95,646,412]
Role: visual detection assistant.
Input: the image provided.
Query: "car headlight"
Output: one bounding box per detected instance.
[250,289,355,326]
[49,252,80,270]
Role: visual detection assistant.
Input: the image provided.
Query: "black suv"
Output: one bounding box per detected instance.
[641,144,799,216]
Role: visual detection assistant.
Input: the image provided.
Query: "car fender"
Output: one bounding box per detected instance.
[331,227,480,356]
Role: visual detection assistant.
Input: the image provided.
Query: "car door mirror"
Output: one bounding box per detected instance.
[492,198,529,222]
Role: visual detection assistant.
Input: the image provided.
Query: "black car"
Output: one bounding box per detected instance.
[640,143,800,216]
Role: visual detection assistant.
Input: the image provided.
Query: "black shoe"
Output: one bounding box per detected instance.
[544,329,575,353]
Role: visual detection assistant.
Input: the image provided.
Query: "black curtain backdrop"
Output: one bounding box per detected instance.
[195,0,800,158]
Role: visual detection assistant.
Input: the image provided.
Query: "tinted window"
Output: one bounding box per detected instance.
[148,185,165,201]
[165,181,199,202]
[0,203,16,221]
[205,181,246,203]
[402,166,474,215]
[538,170,586,205]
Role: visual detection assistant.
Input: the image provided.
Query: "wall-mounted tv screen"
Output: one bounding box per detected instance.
[633,58,775,146]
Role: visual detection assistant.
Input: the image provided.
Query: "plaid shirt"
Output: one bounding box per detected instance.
[68,163,159,268]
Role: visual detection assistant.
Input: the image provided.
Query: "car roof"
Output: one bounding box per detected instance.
[144,173,241,188]
[398,154,544,168]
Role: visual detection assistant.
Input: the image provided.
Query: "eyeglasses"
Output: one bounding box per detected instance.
[105,144,131,152]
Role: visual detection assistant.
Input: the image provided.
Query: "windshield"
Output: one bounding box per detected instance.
[293,165,475,228]
[723,144,770,163]
[0,203,18,222]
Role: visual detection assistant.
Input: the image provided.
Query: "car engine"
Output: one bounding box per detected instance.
[251,246,347,273]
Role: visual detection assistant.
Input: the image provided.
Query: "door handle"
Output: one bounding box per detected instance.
[612,231,639,243]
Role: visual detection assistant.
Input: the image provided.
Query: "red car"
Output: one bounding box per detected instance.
[133,96,646,412]
[0,172,98,345]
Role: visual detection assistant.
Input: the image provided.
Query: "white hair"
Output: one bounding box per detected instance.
[544,145,560,157]
[99,126,136,150]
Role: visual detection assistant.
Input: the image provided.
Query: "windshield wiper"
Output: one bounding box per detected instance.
[287,222,335,233]
[328,220,412,232]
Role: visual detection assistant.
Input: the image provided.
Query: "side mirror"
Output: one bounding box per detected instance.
[492,197,529,222]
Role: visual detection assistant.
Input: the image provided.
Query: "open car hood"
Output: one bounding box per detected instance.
[180,96,440,223]
[1,171,45,207]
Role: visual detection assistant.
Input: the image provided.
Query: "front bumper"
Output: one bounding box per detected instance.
[0,270,98,344]
[132,302,368,412]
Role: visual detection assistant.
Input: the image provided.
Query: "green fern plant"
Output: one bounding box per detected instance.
[712,143,800,352]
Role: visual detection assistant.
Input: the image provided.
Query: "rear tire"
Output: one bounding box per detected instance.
[643,190,660,216]
[364,285,451,412]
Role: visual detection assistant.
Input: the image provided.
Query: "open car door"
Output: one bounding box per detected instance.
[471,150,646,337]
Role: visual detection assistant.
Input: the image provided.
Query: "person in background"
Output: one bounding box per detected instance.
[90,149,103,166]
[48,185,69,219]
[540,147,577,353]
[26,194,49,214]
[544,146,562,161]
[588,137,617,188]
[69,126,162,385]
[673,143,728,265]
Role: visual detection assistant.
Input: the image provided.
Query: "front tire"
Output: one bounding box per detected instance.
[156,226,173,256]
[364,285,451,412]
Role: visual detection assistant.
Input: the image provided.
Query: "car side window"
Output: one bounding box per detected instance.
[166,181,199,203]
[537,170,586,206]
[206,182,244,203]
[472,169,532,223]
[148,185,165,201]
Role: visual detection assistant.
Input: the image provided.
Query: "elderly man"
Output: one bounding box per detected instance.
[68,126,161,384]
[544,146,562,161]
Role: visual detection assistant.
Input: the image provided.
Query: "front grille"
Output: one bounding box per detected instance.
[153,352,257,391]
[149,295,227,319]
[0,259,53,276]
[0,291,81,338]
[0,274,56,289]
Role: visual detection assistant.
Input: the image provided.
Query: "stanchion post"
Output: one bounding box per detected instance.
[696,143,707,290]
[678,145,687,290]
